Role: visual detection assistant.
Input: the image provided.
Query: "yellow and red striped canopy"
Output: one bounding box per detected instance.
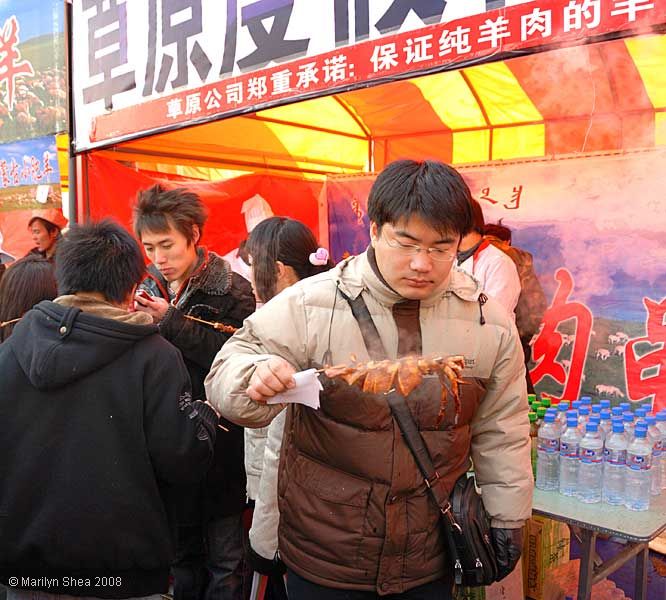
[106,34,666,178]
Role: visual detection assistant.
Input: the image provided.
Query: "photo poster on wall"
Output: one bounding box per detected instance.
[326,150,666,411]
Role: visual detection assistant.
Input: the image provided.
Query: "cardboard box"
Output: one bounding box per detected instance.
[523,516,571,600]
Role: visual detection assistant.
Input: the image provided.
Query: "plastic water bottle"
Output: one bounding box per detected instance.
[635,408,648,421]
[577,422,603,503]
[603,421,627,506]
[559,417,581,497]
[611,406,623,419]
[625,427,652,511]
[600,399,611,411]
[536,413,560,491]
[623,412,636,442]
[645,416,663,495]
[572,400,582,413]
[591,404,602,418]
[657,411,666,490]
[599,409,612,441]
[578,406,591,434]
[556,402,570,428]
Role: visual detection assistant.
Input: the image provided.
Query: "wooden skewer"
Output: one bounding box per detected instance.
[183,314,237,333]
[0,317,21,328]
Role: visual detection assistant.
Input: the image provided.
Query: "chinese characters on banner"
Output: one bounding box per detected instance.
[0,136,59,189]
[72,0,663,149]
[0,15,34,111]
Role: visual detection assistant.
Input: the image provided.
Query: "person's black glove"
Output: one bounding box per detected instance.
[247,543,287,577]
[491,527,523,581]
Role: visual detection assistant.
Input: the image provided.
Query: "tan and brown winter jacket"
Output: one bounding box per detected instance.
[205,251,532,595]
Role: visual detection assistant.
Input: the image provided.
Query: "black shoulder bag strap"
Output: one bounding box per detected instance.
[338,290,465,584]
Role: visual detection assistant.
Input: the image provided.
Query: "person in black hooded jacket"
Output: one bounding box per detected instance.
[0,220,217,600]
[132,185,255,600]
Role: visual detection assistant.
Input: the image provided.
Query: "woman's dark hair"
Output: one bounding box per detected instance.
[484,220,512,244]
[55,220,146,305]
[247,217,332,303]
[368,160,474,237]
[133,184,208,244]
[0,256,57,341]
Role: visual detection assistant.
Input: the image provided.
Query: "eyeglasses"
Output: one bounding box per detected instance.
[381,233,457,263]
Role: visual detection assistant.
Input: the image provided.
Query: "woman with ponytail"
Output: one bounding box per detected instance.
[243,217,332,599]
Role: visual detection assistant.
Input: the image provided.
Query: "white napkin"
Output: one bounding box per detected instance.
[266,368,322,409]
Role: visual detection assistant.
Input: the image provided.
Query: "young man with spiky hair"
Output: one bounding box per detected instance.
[133,185,255,600]
[0,220,217,600]
[207,160,532,599]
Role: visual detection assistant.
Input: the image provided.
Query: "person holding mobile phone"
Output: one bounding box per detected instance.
[133,185,256,600]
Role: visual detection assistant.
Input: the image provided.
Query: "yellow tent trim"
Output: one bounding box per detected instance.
[625,34,666,109]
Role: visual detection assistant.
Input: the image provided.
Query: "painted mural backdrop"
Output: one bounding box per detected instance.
[326,150,666,411]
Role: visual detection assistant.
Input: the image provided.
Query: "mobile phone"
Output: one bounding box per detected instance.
[135,290,153,302]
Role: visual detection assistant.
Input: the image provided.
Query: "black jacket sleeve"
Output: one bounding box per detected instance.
[158,274,256,371]
[143,340,215,484]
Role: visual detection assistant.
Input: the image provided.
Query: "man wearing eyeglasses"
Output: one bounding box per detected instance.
[205,160,532,599]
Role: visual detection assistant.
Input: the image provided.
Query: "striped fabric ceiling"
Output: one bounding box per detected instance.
[112,34,666,178]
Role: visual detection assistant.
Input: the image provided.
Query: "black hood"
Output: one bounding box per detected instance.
[8,301,159,391]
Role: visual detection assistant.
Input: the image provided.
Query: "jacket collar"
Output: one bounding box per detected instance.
[333,249,483,308]
[54,293,153,325]
[147,247,233,305]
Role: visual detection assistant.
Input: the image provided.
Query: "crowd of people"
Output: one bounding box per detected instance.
[0,159,533,600]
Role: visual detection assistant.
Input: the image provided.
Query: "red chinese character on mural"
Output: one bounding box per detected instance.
[9,158,19,185]
[625,297,666,413]
[504,185,523,210]
[0,159,8,187]
[530,268,593,401]
[30,155,42,181]
[0,16,34,111]
[479,187,498,204]
[42,151,53,178]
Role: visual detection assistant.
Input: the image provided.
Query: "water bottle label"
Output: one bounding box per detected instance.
[606,449,626,466]
[538,438,559,453]
[560,441,579,458]
[580,447,602,464]
[628,453,651,471]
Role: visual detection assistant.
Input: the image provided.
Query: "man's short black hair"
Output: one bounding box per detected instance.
[469,197,486,234]
[133,184,207,244]
[55,220,145,304]
[367,160,473,237]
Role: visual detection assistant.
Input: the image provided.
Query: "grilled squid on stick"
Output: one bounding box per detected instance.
[322,355,465,426]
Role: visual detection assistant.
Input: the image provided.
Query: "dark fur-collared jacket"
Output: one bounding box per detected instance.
[141,247,256,518]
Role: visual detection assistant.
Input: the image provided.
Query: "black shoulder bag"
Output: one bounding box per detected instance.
[339,291,499,587]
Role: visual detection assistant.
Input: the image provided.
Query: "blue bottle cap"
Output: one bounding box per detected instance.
[611,407,623,416]
[635,408,648,419]
[544,413,556,423]
[566,409,578,418]
[591,404,602,414]
[572,401,582,410]
[580,396,592,405]
[634,428,647,438]
[585,422,598,432]
[620,402,631,411]
[635,420,648,430]
[646,416,657,427]
[623,412,634,422]
[600,409,611,419]
[600,399,611,409]
[612,422,624,433]
[566,417,578,427]
[579,406,591,415]
[611,416,623,424]
[657,412,666,422]
[559,403,569,412]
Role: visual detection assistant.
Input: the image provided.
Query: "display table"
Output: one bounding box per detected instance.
[532,489,666,600]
